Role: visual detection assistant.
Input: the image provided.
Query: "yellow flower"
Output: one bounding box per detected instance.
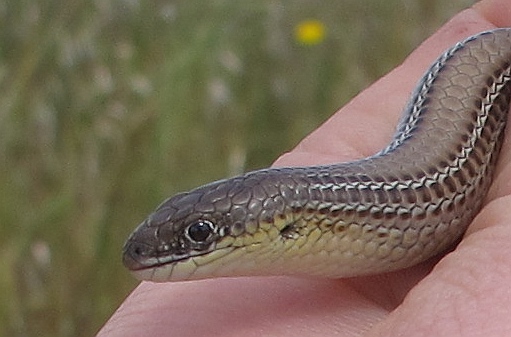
[294,20,325,45]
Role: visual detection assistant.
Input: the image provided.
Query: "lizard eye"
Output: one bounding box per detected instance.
[185,220,216,243]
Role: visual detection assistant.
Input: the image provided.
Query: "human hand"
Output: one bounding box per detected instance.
[98,1,511,336]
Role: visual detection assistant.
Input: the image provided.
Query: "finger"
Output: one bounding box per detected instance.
[99,277,387,337]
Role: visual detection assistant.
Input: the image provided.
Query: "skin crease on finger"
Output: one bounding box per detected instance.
[98,1,511,337]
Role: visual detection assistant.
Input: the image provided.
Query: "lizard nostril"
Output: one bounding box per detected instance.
[122,241,151,270]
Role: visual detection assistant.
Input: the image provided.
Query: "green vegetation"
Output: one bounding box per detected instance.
[0,0,473,335]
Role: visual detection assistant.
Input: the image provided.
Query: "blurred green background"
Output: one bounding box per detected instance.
[0,0,475,336]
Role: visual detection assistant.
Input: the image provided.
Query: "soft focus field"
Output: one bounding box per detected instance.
[0,1,474,336]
